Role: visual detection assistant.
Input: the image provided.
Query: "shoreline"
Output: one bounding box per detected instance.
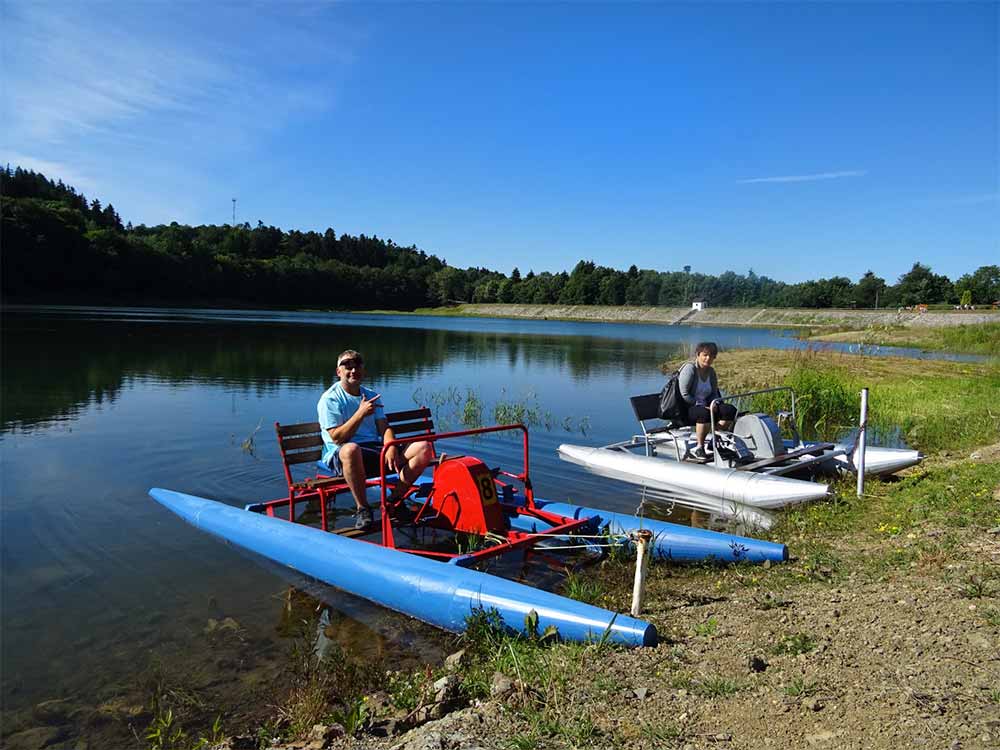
[386,303,1000,330]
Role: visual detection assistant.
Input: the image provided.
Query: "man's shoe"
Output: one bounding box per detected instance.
[354,506,373,530]
[691,446,708,460]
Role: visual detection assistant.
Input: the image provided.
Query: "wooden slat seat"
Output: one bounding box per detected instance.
[270,406,436,531]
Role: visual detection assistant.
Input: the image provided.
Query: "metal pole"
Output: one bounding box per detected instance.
[856,388,868,497]
[630,530,652,617]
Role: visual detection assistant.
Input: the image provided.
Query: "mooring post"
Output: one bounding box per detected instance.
[630,529,653,617]
[856,387,869,497]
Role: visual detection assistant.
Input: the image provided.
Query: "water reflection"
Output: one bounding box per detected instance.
[1,310,693,431]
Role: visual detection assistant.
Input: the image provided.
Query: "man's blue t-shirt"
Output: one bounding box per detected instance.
[317,382,385,466]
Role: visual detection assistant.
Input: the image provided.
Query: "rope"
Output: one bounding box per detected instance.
[509,531,630,540]
[530,541,626,551]
[849,417,868,455]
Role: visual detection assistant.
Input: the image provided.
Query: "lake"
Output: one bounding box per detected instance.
[0,305,965,734]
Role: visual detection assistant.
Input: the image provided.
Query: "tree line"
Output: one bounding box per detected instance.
[3,166,997,310]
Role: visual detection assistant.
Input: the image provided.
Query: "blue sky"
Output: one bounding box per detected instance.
[3,1,996,283]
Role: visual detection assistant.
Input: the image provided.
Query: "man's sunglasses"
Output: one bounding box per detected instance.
[338,359,363,369]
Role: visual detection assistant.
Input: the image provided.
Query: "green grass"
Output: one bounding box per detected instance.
[561,570,605,605]
[772,633,817,656]
[710,349,1000,453]
[453,609,629,744]
[980,607,1000,627]
[782,678,823,697]
[692,617,719,637]
[691,674,745,697]
[935,322,1000,357]
[867,461,1000,533]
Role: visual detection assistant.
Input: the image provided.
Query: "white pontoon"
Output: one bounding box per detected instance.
[558,387,922,509]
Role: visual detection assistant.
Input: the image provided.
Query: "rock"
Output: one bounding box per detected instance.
[91,699,148,724]
[632,686,650,700]
[33,699,75,725]
[748,655,769,673]
[212,736,257,750]
[986,527,1000,535]
[306,723,344,744]
[443,649,468,671]
[489,672,514,698]
[433,674,458,695]
[805,730,837,744]
[5,726,71,750]
[804,697,825,711]
[370,718,401,737]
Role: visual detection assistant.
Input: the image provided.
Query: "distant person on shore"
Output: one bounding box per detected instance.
[317,349,433,530]
[678,342,737,459]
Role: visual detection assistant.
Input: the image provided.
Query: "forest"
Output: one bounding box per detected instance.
[3,166,998,310]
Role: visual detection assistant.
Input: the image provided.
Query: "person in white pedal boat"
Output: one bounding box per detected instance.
[678,342,737,460]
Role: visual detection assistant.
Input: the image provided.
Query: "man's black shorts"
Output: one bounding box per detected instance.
[329,441,384,476]
[686,403,738,425]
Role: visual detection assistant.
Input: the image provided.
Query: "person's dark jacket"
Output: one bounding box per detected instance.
[677,360,721,407]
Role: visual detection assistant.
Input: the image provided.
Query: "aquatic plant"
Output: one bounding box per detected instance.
[461,389,483,427]
[238,417,264,455]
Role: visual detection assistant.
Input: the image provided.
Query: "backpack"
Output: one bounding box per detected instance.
[659,371,688,421]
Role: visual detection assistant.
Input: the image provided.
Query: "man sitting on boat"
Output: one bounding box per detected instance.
[318,349,433,530]
[679,342,737,460]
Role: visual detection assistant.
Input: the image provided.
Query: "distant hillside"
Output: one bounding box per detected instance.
[3,165,997,310]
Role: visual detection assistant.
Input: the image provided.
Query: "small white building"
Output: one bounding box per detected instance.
[691,300,707,311]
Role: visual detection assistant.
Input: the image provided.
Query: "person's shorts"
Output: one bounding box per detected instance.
[686,403,738,425]
[329,441,384,476]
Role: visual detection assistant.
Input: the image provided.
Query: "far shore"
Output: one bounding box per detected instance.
[364,302,1000,330]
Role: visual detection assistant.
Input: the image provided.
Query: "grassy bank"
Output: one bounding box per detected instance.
[666,348,1000,453]
[806,321,1000,358]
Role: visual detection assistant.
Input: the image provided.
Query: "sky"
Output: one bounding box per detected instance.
[2,1,997,284]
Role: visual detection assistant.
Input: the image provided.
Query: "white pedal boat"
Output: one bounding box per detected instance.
[558,387,922,510]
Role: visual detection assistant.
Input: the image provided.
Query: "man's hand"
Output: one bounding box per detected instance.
[355,392,381,419]
[385,444,403,473]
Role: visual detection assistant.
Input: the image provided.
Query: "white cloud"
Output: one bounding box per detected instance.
[2,1,356,148]
[738,170,867,184]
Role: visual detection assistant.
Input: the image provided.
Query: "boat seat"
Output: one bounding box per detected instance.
[263,407,437,531]
[629,393,689,459]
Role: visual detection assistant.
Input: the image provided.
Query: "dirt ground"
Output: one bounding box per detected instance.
[315,449,1000,750]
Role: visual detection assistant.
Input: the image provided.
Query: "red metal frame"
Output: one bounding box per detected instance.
[256,421,596,565]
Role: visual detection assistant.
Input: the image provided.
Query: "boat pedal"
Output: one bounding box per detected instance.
[332,527,371,538]
[685,454,714,464]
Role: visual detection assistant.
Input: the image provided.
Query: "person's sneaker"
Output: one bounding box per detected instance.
[354,506,373,530]
[691,446,708,460]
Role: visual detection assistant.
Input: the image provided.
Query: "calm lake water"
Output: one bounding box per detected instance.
[0,305,968,728]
